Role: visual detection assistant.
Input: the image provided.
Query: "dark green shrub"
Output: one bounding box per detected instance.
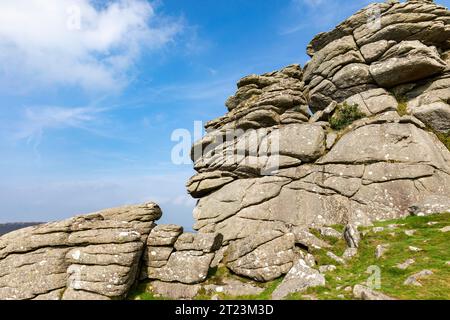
[329,102,364,130]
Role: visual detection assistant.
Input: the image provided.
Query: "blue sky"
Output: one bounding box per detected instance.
[1,0,449,227]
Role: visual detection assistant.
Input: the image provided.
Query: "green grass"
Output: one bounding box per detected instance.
[129,213,450,300]
[195,278,283,301]
[127,282,167,300]
[435,131,450,151]
[391,91,408,116]
[397,101,408,116]
[329,102,365,130]
[291,213,450,300]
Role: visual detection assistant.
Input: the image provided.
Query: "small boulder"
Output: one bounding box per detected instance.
[318,227,342,239]
[319,265,337,273]
[396,259,416,270]
[343,248,358,260]
[353,285,396,300]
[326,251,345,265]
[147,251,215,284]
[404,270,433,286]
[411,102,450,134]
[375,244,390,259]
[271,259,326,300]
[344,224,360,248]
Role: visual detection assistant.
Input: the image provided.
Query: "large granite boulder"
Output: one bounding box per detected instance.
[0,203,162,300]
[370,40,446,87]
[188,0,450,246]
[224,228,297,282]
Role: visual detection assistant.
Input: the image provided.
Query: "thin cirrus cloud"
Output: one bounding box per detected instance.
[0,0,183,93]
[12,105,108,148]
[281,0,372,35]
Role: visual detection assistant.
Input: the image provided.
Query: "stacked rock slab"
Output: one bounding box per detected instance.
[0,203,162,300]
[142,225,223,284]
[188,0,450,280]
[304,0,450,132]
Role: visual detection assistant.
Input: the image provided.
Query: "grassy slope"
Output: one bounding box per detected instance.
[291,212,450,300]
[129,213,450,300]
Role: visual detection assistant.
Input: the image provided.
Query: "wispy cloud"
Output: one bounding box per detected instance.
[0,0,183,93]
[280,0,372,35]
[13,105,108,149]
[144,77,236,103]
[294,0,326,7]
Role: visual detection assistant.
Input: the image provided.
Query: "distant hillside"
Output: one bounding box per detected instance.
[0,223,43,236]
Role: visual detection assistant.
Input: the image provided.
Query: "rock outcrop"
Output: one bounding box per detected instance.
[187,0,450,282]
[0,203,162,300]
[1,0,450,300]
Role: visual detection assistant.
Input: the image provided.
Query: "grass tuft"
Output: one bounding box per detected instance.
[435,131,450,151]
[329,102,365,130]
[397,101,408,116]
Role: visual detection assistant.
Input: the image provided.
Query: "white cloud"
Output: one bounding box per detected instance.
[0,0,182,92]
[13,105,107,148]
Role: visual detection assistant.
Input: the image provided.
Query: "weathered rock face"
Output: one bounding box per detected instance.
[191,111,450,245]
[224,228,297,282]
[142,227,223,284]
[0,203,162,300]
[304,0,450,113]
[189,0,450,256]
